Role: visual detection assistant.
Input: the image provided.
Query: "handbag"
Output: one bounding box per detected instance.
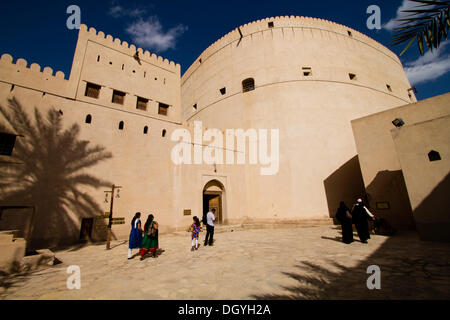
[148,223,157,238]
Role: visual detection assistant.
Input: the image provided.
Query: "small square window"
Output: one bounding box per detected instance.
[136,97,148,111]
[112,90,126,105]
[0,132,17,156]
[85,82,101,99]
[268,22,274,28]
[220,87,226,95]
[428,150,441,162]
[158,103,169,116]
[302,67,312,76]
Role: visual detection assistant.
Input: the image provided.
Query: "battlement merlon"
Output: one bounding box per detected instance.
[0,53,70,98]
[69,25,180,75]
[182,16,402,83]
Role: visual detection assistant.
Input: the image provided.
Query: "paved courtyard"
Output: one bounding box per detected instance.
[1,225,449,300]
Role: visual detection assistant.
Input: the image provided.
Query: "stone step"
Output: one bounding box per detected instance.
[0,233,14,244]
[0,230,21,238]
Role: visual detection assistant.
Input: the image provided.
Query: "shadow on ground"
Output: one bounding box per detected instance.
[251,231,450,300]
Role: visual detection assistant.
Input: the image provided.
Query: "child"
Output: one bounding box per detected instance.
[191,216,201,251]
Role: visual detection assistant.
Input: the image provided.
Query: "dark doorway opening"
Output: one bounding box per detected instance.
[79,218,93,241]
[202,180,225,224]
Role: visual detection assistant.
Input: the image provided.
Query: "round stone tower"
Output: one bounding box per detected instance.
[181,16,416,223]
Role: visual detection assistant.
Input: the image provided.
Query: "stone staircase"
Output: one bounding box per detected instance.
[173,219,334,236]
[0,230,26,274]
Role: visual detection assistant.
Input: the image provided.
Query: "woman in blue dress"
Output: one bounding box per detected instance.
[128,212,143,259]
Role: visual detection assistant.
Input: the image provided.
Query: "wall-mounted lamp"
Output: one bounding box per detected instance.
[392,118,405,127]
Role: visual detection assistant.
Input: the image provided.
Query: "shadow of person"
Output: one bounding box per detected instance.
[320,236,344,243]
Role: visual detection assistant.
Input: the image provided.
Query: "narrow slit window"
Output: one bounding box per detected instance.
[122,64,124,70]
[0,132,17,156]
[348,30,352,37]
[143,126,148,134]
[162,129,167,137]
[10,84,14,92]
[220,87,226,95]
[242,78,255,92]
[158,103,169,116]
[97,55,100,62]
[85,114,92,124]
[136,97,148,111]
[112,90,126,105]
[349,73,356,80]
[302,67,312,76]
[193,104,197,111]
[85,83,101,99]
[119,121,124,130]
[199,58,202,64]
[386,84,392,92]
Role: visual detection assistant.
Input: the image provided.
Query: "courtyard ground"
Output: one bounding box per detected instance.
[0,225,449,300]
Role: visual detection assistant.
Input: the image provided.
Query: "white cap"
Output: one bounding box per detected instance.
[357,198,362,203]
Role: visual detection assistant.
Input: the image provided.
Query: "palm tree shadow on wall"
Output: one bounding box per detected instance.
[0,98,113,251]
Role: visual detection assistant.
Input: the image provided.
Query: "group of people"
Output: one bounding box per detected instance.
[127,208,217,259]
[128,212,159,260]
[336,198,375,244]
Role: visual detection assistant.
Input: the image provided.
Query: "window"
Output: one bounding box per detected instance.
[136,97,148,111]
[220,87,226,95]
[143,126,148,134]
[122,64,124,70]
[0,132,17,156]
[242,78,255,92]
[162,129,167,137]
[347,30,352,37]
[428,150,441,162]
[10,84,14,92]
[85,83,101,99]
[158,103,169,116]
[349,73,356,80]
[85,114,92,124]
[112,90,125,105]
[386,84,392,92]
[193,103,197,111]
[97,55,100,62]
[302,67,312,76]
[268,21,274,28]
[119,121,124,130]
[199,58,202,64]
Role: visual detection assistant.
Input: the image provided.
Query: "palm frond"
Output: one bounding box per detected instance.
[390,0,450,55]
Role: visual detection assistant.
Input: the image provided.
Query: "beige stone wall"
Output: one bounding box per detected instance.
[0,16,429,249]
[391,115,450,241]
[181,16,416,222]
[352,93,450,231]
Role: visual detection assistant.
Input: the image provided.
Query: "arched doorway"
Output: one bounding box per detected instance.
[203,180,225,224]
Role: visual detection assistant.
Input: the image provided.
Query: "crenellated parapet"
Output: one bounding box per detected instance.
[182,16,401,82]
[79,24,180,73]
[0,53,69,96]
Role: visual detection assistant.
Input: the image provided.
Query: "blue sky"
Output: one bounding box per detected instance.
[0,0,448,100]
